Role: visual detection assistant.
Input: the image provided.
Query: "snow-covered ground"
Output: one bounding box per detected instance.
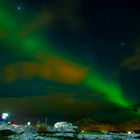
[0,124,140,140]
[8,132,140,140]
[77,133,140,140]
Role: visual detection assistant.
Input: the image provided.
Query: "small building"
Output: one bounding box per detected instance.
[54,122,78,132]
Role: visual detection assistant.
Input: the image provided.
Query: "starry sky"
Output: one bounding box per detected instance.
[0,0,140,124]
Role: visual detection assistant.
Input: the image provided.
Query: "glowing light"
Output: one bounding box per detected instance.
[17,6,21,11]
[2,113,9,120]
[85,74,133,107]
[127,131,133,134]
[27,122,31,125]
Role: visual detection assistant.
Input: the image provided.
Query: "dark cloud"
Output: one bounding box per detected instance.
[1,56,88,84]
[0,93,106,123]
[127,102,140,112]
[121,47,140,70]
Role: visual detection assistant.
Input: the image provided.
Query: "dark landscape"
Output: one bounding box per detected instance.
[0,116,140,140]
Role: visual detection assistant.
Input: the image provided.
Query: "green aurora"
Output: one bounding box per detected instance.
[0,8,135,108]
[0,1,140,122]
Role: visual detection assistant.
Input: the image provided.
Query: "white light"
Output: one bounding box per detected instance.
[2,113,9,120]
[27,122,31,125]
[81,130,85,133]
[127,131,132,134]
[17,6,21,10]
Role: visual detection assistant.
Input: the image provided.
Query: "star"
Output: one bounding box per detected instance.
[86,54,90,57]
[97,41,100,45]
[17,6,21,11]
[16,3,24,12]
[120,42,126,47]
[89,56,94,60]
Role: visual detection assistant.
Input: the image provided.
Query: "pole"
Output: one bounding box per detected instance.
[45,116,47,126]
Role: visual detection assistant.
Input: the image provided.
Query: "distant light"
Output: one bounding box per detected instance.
[17,6,21,10]
[27,122,31,125]
[12,124,18,127]
[81,130,85,133]
[2,113,9,120]
[102,130,108,133]
[127,131,132,134]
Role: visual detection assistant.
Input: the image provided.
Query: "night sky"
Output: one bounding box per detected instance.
[0,0,140,124]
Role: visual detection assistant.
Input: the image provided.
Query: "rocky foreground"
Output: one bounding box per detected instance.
[0,124,140,140]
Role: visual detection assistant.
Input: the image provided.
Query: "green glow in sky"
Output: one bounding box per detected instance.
[0,9,16,33]
[0,7,138,116]
[85,74,133,107]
